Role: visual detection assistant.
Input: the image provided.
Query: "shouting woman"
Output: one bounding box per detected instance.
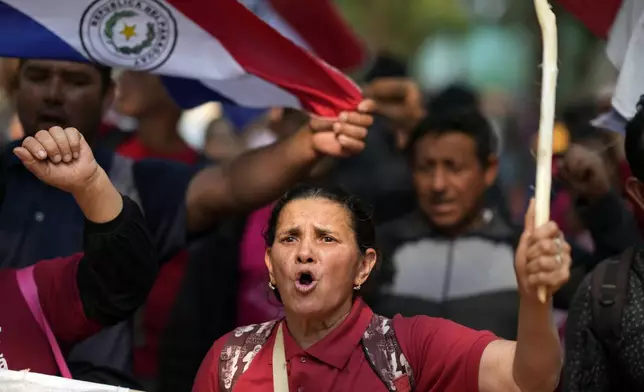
[193,185,569,392]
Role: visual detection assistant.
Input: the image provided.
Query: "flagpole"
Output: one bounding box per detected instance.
[533,0,558,303]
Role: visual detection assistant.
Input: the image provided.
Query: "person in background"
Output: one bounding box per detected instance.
[371,106,635,337]
[428,84,514,225]
[370,108,522,339]
[327,73,422,225]
[1,59,373,387]
[101,70,204,385]
[102,71,200,164]
[0,59,22,144]
[563,97,644,391]
[351,79,512,226]
[552,127,640,309]
[193,184,569,392]
[0,126,156,374]
[202,117,245,163]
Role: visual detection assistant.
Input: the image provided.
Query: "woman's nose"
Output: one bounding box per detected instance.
[296,240,315,264]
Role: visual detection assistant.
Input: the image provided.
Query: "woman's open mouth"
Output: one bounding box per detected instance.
[294,271,318,294]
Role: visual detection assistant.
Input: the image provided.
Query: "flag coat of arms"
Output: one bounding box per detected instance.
[0,0,363,117]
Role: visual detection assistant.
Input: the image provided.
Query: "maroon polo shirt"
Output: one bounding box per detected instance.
[193,299,498,392]
[0,255,100,374]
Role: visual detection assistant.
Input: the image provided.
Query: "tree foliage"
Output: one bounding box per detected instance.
[335,0,468,56]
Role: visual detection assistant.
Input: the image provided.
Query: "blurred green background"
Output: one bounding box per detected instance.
[335,0,614,105]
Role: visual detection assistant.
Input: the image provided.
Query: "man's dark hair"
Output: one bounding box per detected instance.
[18,59,113,93]
[405,108,496,168]
[363,52,408,83]
[625,95,644,182]
[428,84,480,114]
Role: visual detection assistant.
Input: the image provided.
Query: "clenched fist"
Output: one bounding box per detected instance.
[558,144,612,201]
[13,126,101,194]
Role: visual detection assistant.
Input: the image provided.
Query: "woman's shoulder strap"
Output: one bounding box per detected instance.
[362,314,415,392]
[218,320,278,392]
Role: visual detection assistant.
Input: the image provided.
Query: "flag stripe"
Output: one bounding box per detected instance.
[167,0,361,116]
[238,0,310,51]
[268,0,366,71]
[0,3,85,62]
[160,76,238,109]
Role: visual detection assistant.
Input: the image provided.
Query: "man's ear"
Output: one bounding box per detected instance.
[484,154,499,188]
[101,83,115,116]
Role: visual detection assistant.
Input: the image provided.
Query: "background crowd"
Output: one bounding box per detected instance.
[0,1,643,391]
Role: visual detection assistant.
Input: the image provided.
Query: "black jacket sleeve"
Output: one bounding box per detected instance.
[76,195,158,326]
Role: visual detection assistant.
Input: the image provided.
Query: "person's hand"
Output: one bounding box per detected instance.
[363,77,425,149]
[309,99,375,157]
[13,126,101,194]
[515,199,572,303]
[364,77,425,129]
[558,144,611,201]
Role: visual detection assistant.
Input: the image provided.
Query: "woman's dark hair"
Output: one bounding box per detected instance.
[264,184,376,254]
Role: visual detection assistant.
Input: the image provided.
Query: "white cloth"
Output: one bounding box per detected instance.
[0,370,133,392]
[606,0,644,69]
[607,0,644,118]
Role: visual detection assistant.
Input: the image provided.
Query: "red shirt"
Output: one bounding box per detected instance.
[0,255,99,374]
[117,137,199,165]
[193,299,497,392]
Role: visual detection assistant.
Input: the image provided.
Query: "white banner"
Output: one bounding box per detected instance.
[0,370,141,392]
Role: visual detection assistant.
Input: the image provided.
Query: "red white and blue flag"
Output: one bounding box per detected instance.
[0,0,363,117]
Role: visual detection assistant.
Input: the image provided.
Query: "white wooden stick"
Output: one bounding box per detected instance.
[534,0,558,303]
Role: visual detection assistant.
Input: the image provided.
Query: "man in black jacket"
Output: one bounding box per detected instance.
[371,107,639,340]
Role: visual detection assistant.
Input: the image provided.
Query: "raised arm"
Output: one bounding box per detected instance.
[478,200,570,392]
[184,100,374,233]
[14,127,157,328]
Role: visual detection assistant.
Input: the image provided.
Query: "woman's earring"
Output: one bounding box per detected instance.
[268,281,276,290]
[353,284,361,291]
